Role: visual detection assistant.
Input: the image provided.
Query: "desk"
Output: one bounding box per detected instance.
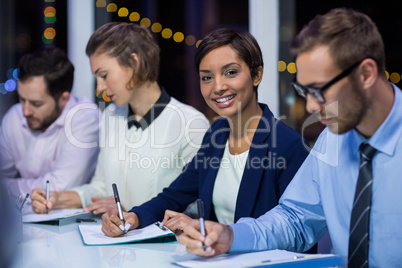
[10,222,195,268]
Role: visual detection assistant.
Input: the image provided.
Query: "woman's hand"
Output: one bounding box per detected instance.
[101,211,141,237]
[161,210,192,235]
[84,196,123,215]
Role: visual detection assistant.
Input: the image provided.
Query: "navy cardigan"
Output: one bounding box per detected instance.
[129,104,309,227]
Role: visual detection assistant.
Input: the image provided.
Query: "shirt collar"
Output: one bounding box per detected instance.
[352,83,402,156]
[127,87,171,130]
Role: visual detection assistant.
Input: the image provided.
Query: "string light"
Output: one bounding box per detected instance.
[5,2,402,98]
[42,1,56,44]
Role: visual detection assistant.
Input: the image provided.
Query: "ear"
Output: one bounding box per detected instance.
[58,92,70,110]
[252,66,264,87]
[359,58,378,88]
[130,53,140,72]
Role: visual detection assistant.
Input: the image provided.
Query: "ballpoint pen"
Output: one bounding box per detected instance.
[112,183,127,233]
[19,193,30,212]
[46,180,49,214]
[197,199,207,251]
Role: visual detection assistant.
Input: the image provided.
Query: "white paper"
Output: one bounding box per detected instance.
[22,208,90,223]
[78,223,175,245]
[175,249,340,268]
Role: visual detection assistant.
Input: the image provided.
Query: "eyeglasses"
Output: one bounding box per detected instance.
[291,60,362,104]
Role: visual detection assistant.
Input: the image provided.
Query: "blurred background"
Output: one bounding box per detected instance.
[1,0,401,142]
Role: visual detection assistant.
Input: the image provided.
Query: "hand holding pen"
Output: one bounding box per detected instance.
[30,188,57,214]
[177,219,235,257]
[46,180,50,214]
[112,183,127,233]
[197,199,207,251]
[101,210,141,237]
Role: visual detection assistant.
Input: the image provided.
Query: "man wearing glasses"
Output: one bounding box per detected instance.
[178,8,402,267]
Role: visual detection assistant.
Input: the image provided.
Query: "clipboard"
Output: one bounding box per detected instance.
[22,208,93,226]
[78,222,176,246]
[174,249,342,268]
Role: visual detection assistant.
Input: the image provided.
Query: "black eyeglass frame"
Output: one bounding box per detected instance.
[291,60,363,104]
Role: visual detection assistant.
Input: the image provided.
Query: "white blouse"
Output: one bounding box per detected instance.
[212,141,249,224]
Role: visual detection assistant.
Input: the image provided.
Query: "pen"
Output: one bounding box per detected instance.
[46,180,49,214]
[19,193,30,212]
[112,183,127,233]
[197,199,207,251]
[155,221,168,231]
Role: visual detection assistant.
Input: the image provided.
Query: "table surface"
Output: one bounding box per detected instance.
[10,221,197,268]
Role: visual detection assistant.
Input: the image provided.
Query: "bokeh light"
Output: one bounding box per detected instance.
[151,23,162,33]
[44,28,56,39]
[196,40,202,48]
[278,61,286,72]
[0,84,6,95]
[173,32,185,43]
[106,3,117,12]
[140,18,151,28]
[44,16,56,23]
[44,7,56,17]
[390,72,400,83]
[161,28,173,39]
[287,62,297,74]
[185,35,196,46]
[6,68,14,79]
[96,0,107,8]
[5,79,17,92]
[42,35,53,44]
[129,12,140,22]
[12,69,19,80]
[118,7,129,17]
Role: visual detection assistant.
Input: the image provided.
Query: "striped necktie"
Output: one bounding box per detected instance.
[348,143,377,268]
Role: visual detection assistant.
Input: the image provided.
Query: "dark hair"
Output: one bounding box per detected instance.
[18,46,74,100]
[86,22,160,89]
[194,28,264,95]
[291,8,386,78]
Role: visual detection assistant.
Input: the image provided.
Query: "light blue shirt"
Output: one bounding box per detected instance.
[230,84,402,267]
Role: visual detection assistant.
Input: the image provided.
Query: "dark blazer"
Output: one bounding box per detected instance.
[130,104,309,227]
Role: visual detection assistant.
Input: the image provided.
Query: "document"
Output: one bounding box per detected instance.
[23,208,93,226]
[78,222,176,246]
[174,249,342,268]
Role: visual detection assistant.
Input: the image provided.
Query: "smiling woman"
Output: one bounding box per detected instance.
[100,29,313,257]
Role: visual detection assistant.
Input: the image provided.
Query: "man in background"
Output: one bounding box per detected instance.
[0,46,100,199]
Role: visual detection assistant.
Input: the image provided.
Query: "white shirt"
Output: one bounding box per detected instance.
[213,141,249,224]
[0,96,100,199]
[71,95,209,210]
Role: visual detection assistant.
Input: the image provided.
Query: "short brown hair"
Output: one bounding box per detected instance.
[291,8,386,78]
[194,28,264,97]
[86,22,160,89]
[18,46,74,100]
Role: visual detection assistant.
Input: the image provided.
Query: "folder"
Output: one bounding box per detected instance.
[174,249,342,268]
[22,208,93,226]
[78,222,176,246]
